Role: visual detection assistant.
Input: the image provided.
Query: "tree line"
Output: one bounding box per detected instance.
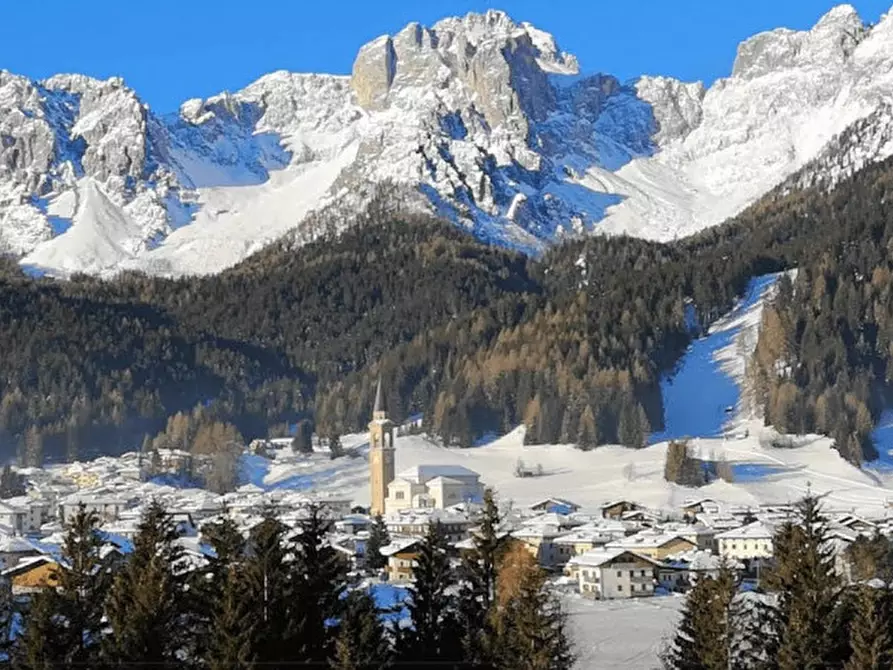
[4,490,572,670]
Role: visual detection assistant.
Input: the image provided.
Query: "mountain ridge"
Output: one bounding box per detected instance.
[2,4,893,276]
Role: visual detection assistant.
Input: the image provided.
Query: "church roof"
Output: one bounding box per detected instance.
[373,376,385,415]
[396,465,480,484]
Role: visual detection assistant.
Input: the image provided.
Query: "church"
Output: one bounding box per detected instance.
[368,379,484,516]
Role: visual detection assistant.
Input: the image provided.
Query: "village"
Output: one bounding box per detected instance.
[0,380,888,610]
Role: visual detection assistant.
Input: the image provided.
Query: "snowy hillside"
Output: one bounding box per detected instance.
[4,6,893,276]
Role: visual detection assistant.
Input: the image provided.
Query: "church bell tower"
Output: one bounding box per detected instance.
[369,377,395,516]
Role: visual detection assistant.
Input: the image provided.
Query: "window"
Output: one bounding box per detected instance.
[395,491,404,500]
[617,571,622,577]
[617,585,622,592]
[629,570,635,577]
[640,570,646,577]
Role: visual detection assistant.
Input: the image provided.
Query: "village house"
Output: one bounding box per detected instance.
[552,523,628,566]
[567,549,659,600]
[681,498,723,520]
[599,500,643,520]
[0,498,46,536]
[58,494,127,524]
[2,555,60,596]
[606,530,698,560]
[656,549,726,593]
[529,498,582,515]
[384,509,475,545]
[381,538,422,583]
[715,521,775,561]
[0,535,41,570]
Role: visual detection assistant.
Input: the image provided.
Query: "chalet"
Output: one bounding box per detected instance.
[567,549,659,599]
[681,498,722,519]
[656,549,726,593]
[529,498,582,515]
[715,521,775,561]
[2,556,60,595]
[606,531,698,560]
[834,514,878,535]
[600,500,642,520]
[552,524,627,565]
[381,538,422,583]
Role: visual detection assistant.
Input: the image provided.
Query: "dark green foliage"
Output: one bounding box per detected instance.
[844,586,893,670]
[242,512,292,665]
[288,504,349,664]
[399,523,463,665]
[664,440,706,487]
[0,465,25,499]
[846,533,893,582]
[102,500,187,666]
[364,514,390,573]
[765,496,844,670]
[331,590,392,670]
[662,567,737,670]
[293,419,314,454]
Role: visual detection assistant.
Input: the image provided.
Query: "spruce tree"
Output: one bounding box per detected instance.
[489,542,573,670]
[289,503,349,664]
[331,589,392,670]
[14,504,109,668]
[202,515,256,670]
[765,495,845,670]
[365,514,390,573]
[844,585,892,670]
[662,566,737,670]
[458,489,509,666]
[242,512,292,666]
[102,500,187,666]
[399,522,462,665]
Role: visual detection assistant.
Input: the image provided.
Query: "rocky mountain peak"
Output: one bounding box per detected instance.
[4,5,893,277]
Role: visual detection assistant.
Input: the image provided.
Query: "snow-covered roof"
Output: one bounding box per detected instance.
[0,535,40,554]
[425,476,465,487]
[607,531,696,551]
[715,521,775,540]
[396,465,480,484]
[380,537,421,557]
[569,548,660,568]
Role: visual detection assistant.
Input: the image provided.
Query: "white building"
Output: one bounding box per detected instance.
[385,465,484,513]
[567,549,659,599]
[715,521,775,561]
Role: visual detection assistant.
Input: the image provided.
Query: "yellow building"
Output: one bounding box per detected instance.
[3,556,60,595]
[606,531,698,560]
[369,378,395,517]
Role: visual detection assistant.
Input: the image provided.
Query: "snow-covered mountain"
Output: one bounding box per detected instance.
[2,5,893,276]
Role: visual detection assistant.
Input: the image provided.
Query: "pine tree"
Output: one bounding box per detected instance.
[399,522,462,665]
[662,565,737,670]
[365,514,390,573]
[14,504,109,668]
[102,500,187,666]
[844,585,892,670]
[331,589,392,670]
[765,495,845,670]
[289,503,349,664]
[14,587,69,670]
[242,512,293,665]
[458,488,509,666]
[489,542,573,670]
[202,514,256,670]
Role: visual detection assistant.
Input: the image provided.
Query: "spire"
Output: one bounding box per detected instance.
[373,376,386,417]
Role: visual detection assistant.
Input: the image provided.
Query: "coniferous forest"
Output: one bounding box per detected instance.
[4,153,893,465]
[1,492,572,670]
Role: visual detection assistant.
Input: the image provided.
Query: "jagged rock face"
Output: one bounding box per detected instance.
[3,5,893,276]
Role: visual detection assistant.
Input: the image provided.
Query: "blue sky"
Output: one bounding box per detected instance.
[2,1,889,113]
